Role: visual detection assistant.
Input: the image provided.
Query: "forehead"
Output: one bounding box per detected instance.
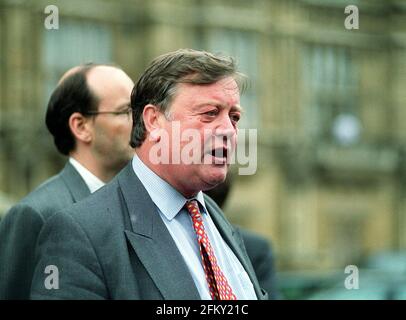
[87,66,134,97]
[172,77,241,108]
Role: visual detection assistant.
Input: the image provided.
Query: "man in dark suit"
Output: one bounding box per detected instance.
[30,49,267,300]
[0,64,134,299]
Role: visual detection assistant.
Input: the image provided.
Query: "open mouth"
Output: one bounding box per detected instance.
[211,147,228,159]
[209,147,229,164]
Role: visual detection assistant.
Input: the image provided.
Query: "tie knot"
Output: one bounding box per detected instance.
[185,200,201,218]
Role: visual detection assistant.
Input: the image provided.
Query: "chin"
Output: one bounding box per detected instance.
[203,169,227,189]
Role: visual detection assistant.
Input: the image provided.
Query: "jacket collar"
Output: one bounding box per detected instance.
[118,163,201,299]
[60,162,91,202]
[117,162,265,300]
[203,194,266,299]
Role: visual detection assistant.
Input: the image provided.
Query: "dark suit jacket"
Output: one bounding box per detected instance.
[0,163,90,299]
[239,229,281,299]
[30,162,268,300]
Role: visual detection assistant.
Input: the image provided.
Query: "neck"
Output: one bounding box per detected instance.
[69,149,112,183]
[136,146,198,198]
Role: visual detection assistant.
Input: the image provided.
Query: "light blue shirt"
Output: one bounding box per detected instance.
[131,154,257,300]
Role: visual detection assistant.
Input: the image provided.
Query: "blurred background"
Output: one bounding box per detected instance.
[1,0,406,299]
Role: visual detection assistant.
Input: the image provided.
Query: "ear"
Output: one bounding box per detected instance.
[142,104,164,142]
[69,112,93,144]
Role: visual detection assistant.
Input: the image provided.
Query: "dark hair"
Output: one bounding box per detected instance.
[130,48,246,148]
[45,64,100,155]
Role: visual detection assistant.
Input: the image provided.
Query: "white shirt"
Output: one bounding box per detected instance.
[69,157,105,193]
[131,154,258,300]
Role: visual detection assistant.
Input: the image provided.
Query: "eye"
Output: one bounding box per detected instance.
[205,109,219,117]
[230,113,241,123]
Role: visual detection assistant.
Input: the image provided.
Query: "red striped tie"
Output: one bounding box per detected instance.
[186,200,237,300]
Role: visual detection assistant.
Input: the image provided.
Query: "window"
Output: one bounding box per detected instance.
[303,44,360,145]
[205,29,260,129]
[42,19,113,102]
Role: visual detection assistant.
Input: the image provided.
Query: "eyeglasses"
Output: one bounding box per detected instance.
[83,108,132,117]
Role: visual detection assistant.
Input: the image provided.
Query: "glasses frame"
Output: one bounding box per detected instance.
[82,108,132,117]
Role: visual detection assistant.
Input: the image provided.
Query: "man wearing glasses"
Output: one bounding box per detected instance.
[0,63,134,299]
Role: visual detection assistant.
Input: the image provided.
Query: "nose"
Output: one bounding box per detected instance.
[215,113,237,138]
[211,114,237,153]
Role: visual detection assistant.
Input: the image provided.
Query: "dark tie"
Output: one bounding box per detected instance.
[185,200,237,300]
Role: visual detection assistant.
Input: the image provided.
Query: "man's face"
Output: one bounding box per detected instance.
[87,66,135,174]
[157,76,241,197]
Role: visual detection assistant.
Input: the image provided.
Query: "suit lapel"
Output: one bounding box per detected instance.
[60,162,91,202]
[118,164,200,300]
[204,195,265,299]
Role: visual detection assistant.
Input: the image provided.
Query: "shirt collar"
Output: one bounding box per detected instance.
[69,157,105,193]
[131,153,207,220]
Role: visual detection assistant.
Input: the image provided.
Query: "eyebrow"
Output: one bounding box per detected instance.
[231,105,243,113]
